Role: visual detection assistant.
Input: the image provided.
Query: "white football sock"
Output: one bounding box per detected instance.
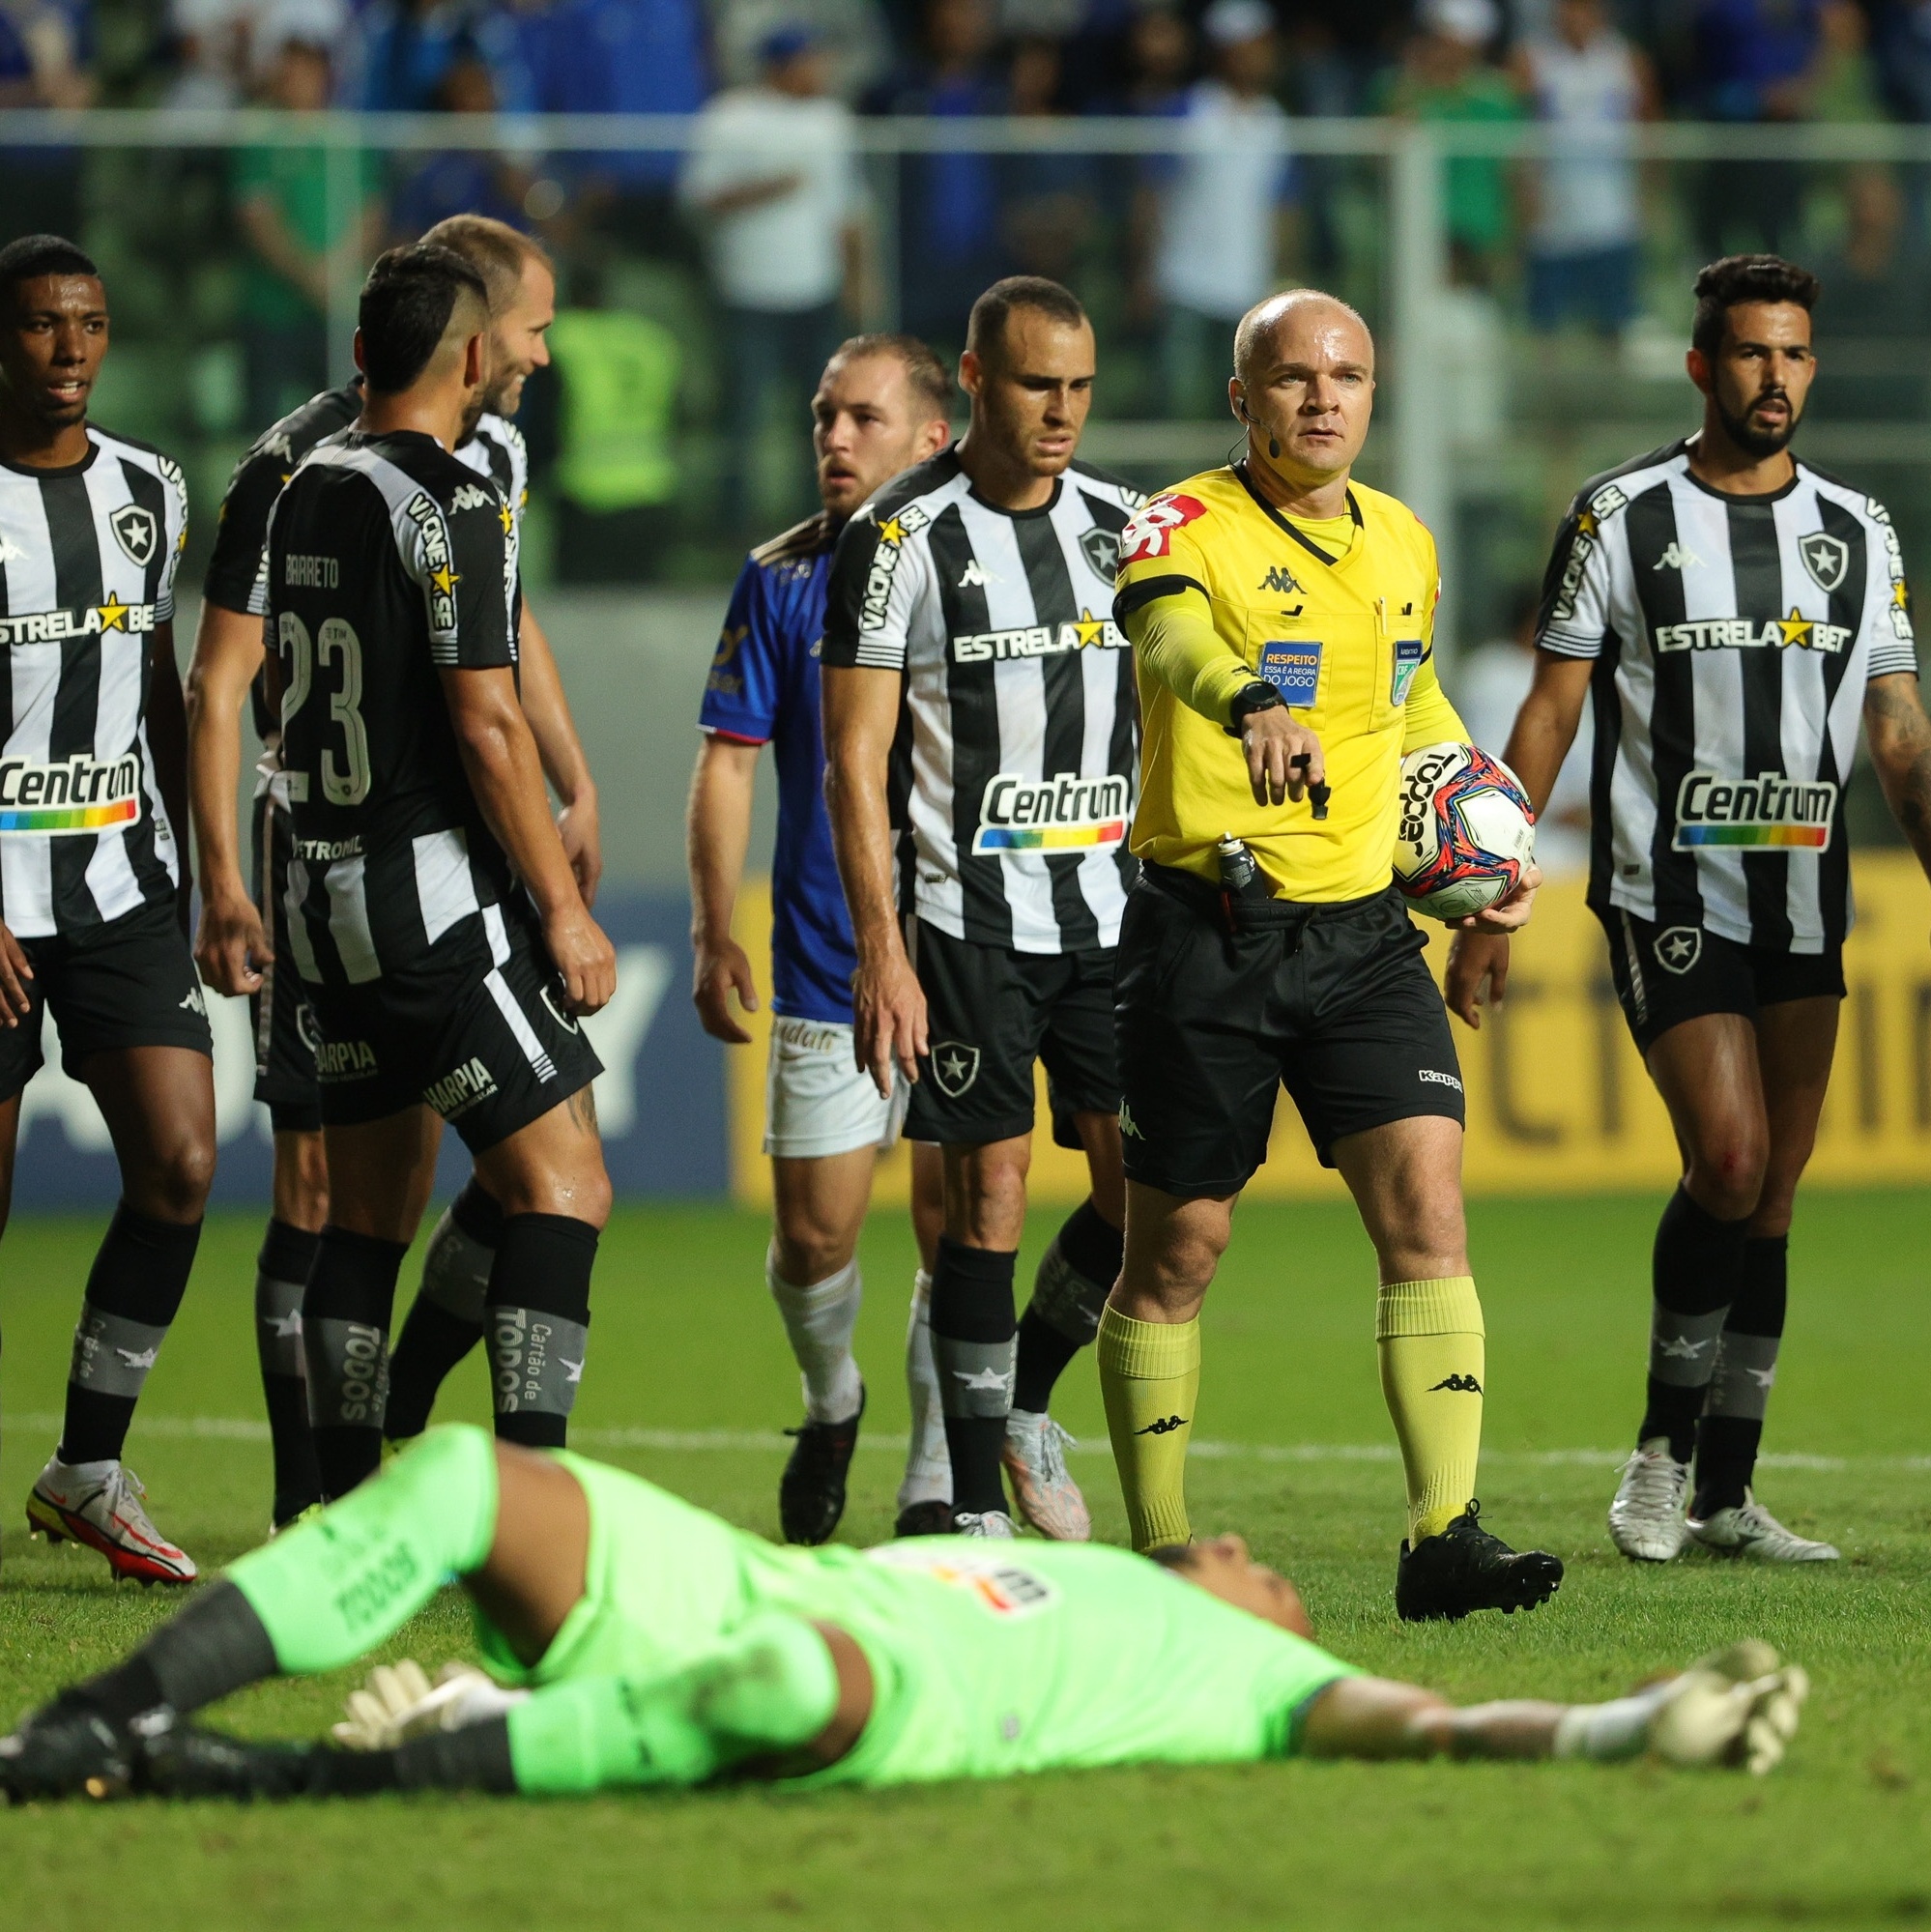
[766,1248,863,1425]
[899,1267,952,1508]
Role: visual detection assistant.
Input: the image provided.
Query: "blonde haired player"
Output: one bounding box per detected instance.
[1106,290,1555,1620]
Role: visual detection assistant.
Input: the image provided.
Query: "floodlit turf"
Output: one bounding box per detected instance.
[2,1192,1927,1932]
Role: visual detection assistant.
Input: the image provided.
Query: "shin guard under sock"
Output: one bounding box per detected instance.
[386,1180,503,1441]
[254,1219,322,1523]
[1013,1198,1122,1413]
[1696,1234,1788,1514]
[1640,1187,1748,1463]
[60,1206,201,1466]
[899,1269,950,1510]
[1096,1305,1198,1551]
[303,1227,407,1498]
[1376,1276,1485,1543]
[929,1237,1017,1516]
[487,1215,596,1449]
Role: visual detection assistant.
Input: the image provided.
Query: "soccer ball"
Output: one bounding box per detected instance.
[1393,742,1537,921]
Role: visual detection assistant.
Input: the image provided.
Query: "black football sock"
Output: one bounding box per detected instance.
[386,1179,504,1441]
[1694,1234,1788,1515]
[486,1214,597,1449]
[255,1218,323,1524]
[1637,1186,1747,1465]
[1013,1197,1123,1412]
[303,1227,407,1499]
[58,1206,201,1466]
[930,1237,1017,1516]
[67,1579,279,1725]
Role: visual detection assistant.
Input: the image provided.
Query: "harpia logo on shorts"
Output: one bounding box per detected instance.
[972,771,1130,852]
[1672,770,1837,851]
[0,752,142,834]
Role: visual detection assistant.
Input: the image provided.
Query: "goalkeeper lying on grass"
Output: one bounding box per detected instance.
[1,1428,1806,1802]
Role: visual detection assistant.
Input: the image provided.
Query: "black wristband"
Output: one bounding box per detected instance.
[1225,679,1283,735]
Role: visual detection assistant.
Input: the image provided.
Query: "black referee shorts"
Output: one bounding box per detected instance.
[1598,906,1845,1054]
[1115,868,1464,1197]
[306,909,603,1156]
[250,792,324,1133]
[905,919,1119,1146]
[0,898,213,1104]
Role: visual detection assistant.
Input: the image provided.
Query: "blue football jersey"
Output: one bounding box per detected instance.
[698,513,856,1024]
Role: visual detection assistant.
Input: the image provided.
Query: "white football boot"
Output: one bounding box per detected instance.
[26,1456,197,1584]
[1000,1410,1091,1542]
[1607,1437,1691,1562]
[953,1509,1018,1538]
[1647,1641,1811,1774]
[1686,1490,1840,1562]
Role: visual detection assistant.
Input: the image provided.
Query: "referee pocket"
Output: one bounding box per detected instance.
[1119,886,1203,1008]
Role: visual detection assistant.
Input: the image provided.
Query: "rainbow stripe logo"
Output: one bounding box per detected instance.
[972,773,1132,855]
[1671,771,1836,853]
[0,752,143,836]
[976,819,1127,851]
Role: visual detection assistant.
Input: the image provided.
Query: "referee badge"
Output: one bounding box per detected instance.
[1391,637,1425,706]
[930,1041,980,1098]
[1799,531,1850,594]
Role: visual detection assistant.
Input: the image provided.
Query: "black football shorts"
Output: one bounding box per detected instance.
[1599,907,1845,1054]
[305,907,603,1154]
[1115,868,1465,1197]
[904,918,1119,1146]
[0,897,213,1103]
[251,792,324,1133]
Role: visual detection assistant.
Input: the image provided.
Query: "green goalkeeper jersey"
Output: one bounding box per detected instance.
[496,1456,1356,1788]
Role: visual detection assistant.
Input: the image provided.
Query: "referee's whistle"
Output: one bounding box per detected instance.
[1289,752,1331,821]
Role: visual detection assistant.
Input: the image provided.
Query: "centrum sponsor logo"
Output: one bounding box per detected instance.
[294,833,363,862]
[423,1055,499,1118]
[314,1039,378,1079]
[0,752,142,834]
[0,597,157,646]
[973,771,1130,852]
[951,609,1125,663]
[1673,770,1837,850]
[1654,611,1852,655]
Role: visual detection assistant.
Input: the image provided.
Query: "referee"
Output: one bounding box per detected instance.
[1106,290,1561,1621]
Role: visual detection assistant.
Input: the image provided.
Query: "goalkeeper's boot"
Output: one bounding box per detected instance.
[26,1456,196,1585]
[1001,1410,1090,1542]
[0,1693,159,1802]
[778,1388,864,1545]
[1647,1641,1810,1773]
[1607,1437,1691,1562]
[893,1499,954,1538]
[1396,1500,1564,1622]
[1686,1490,1839,1563]
[138,1725,329,1802]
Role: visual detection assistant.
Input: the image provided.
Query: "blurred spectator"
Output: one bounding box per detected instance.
[547,292,682,580]
[389,46,536,242]
[865,0,1009,351]
[1811,166,1931,417]
[166,0,257,106]
[711,0,892,97]
[680,22,861,529]
[1135,0,1295,419]
[1120,0,1191,113]
[337,0,474,109]
[1867,0,1931,122]
[233,26,385,426]
[0,0,95,242]
[1687,0,1820,257]
[1380,0,1522,287]
[1001,37,1098,282]
[1808,0,1883,121]
[1512,0,1657,338]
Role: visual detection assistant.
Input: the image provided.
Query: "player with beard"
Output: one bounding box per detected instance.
[1449,255,1931,1564]
[187,218,599,1528]
[687,335,952,1543]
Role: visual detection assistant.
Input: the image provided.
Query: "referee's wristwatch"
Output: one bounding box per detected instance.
[1225,679,1283,737]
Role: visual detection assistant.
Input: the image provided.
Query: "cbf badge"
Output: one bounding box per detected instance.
[1258,638,1321,707]
[1391,637,1425,706]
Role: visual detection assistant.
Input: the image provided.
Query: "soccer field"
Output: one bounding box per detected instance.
[1,1192,1926,1931]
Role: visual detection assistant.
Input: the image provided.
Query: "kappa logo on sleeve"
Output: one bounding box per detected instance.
[1118,493,1206,563]
[449,482,495,513]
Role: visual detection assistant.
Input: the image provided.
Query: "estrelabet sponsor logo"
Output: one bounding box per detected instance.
[0,598,157,647]
[1653,611,1852,655]
[951,609,1125,663]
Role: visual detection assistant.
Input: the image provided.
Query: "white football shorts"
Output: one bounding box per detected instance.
[764,1015,910,1159]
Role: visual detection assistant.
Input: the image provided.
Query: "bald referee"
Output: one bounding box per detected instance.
[1105,292,1559,1621]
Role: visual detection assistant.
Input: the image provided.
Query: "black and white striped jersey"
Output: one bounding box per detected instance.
[264,429,521,993]
[205,383,528,747]
[0,427,189,938]
[1537,438,1918,953]
[821,450,1144,954]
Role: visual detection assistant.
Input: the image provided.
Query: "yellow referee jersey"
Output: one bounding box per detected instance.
[1114,463,1466,903]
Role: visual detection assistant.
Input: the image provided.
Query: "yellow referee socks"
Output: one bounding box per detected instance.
[1376,1276,1485,1544]
[1097,1305,1199,1552]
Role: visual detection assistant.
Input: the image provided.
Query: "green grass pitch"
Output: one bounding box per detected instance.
[1,1192,1927,1932]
